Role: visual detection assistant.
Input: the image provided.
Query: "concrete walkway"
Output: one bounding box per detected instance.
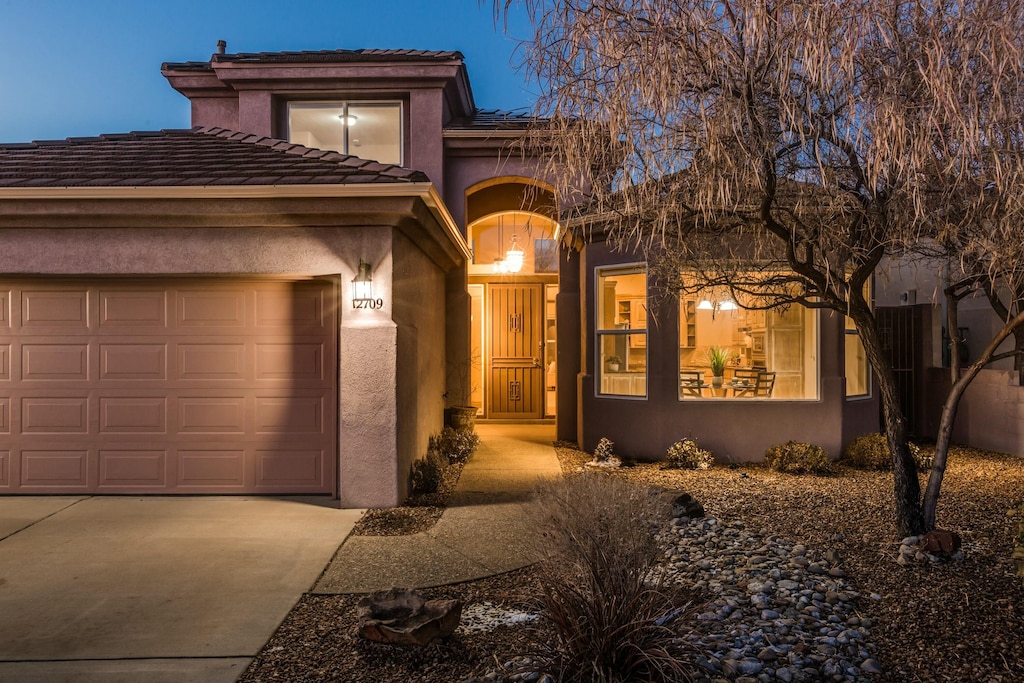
[314,423,562,594]
[0,496,361,683]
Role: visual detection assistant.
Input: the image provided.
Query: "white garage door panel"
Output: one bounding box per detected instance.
[0,278,338,495]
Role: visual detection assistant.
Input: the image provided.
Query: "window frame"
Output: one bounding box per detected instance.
[675,273,822,402]
[595,263,648,399]
[285,100,405,165]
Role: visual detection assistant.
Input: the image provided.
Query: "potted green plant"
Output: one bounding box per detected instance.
[707,346,731,387]
[606,355,622,372]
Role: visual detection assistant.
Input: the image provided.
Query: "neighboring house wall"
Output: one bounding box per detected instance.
[925,368,1024,456]
[879,256,1024,456]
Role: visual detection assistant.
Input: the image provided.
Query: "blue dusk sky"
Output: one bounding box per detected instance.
[0,0,537,143]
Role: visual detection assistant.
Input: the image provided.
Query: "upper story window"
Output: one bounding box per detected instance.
[287,101,403,165]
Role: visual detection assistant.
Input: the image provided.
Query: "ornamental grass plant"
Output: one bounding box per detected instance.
[518,475,696,683]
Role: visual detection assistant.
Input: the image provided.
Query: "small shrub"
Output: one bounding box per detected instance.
[429,426,480,464]
[665,438,715,470]
[410,450,445,494]
[593,437,616,462]
[841,433,931,471]
[763,441,832,475]
[519,475,696,682]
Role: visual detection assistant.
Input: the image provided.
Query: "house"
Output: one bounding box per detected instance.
[561,233,880,461]
[0,45,891,506]
[0,47,560,506]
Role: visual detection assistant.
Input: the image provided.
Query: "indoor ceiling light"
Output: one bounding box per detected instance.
[505,233,524,274]
[338,114,358,126]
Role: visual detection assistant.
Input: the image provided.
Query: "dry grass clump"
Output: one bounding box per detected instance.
[518,474,695,683]
[763,440,832,475]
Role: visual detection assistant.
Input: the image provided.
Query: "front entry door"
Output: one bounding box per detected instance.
[487,284,544,418]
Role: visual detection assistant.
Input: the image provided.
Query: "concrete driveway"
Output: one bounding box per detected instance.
[0,496,360,682]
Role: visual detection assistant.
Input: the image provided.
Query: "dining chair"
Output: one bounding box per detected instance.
[732,368,760,397]
[679,371,705,398]
[753,371,776,397]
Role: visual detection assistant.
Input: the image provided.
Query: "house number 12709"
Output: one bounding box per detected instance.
[354,298,385,310]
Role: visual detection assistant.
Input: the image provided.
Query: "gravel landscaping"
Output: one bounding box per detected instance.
[241,441,1024,683]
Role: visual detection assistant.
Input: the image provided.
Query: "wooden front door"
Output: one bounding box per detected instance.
[487,284,544,418]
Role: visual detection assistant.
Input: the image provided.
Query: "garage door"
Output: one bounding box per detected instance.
[0,278,337,495]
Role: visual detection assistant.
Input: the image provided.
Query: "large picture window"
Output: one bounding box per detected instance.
[678,277,819,400]
[287,101,402,164]
[597,264,647,397]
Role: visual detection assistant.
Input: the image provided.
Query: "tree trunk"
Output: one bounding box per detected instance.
[923,308,1024,530]
[851,306,924,538]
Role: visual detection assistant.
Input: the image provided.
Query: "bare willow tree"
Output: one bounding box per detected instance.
[500,0,1024,536]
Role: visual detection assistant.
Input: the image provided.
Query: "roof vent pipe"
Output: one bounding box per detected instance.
[216,40,227,55]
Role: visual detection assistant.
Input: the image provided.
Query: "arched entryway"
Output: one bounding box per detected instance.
[465,179,559,421]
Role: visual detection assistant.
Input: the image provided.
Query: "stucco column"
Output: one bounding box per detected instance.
[445,264,471,409]
[407,90,445,192]
[338,320,400,508]
[237,91,273,137]
[337,246,401,508]
[557,246,581,442]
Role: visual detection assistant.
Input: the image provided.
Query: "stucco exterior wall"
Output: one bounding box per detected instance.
[443,153,557,234]
[392,229,447,500]
[925,368,1024,457]
[575,241,877,462]
[0,224,424,507]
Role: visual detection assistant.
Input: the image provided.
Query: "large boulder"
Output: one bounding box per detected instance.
[357,588,462,646]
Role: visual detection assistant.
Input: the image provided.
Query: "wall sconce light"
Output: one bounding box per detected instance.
[352,261,383,309]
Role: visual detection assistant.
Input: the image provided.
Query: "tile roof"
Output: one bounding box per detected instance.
[0,127,429,188]
[445,109,540,131]
[163,48,464,71]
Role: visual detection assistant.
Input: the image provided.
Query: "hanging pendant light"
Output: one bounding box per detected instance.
[505,232,524,273]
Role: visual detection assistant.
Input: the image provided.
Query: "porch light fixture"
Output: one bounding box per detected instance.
[504,233,525,273]
[491,215,525,274]
[351,261,383,309]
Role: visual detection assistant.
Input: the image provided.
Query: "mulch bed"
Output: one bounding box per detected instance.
[349,461,464,536]
[241,442,1024,683]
